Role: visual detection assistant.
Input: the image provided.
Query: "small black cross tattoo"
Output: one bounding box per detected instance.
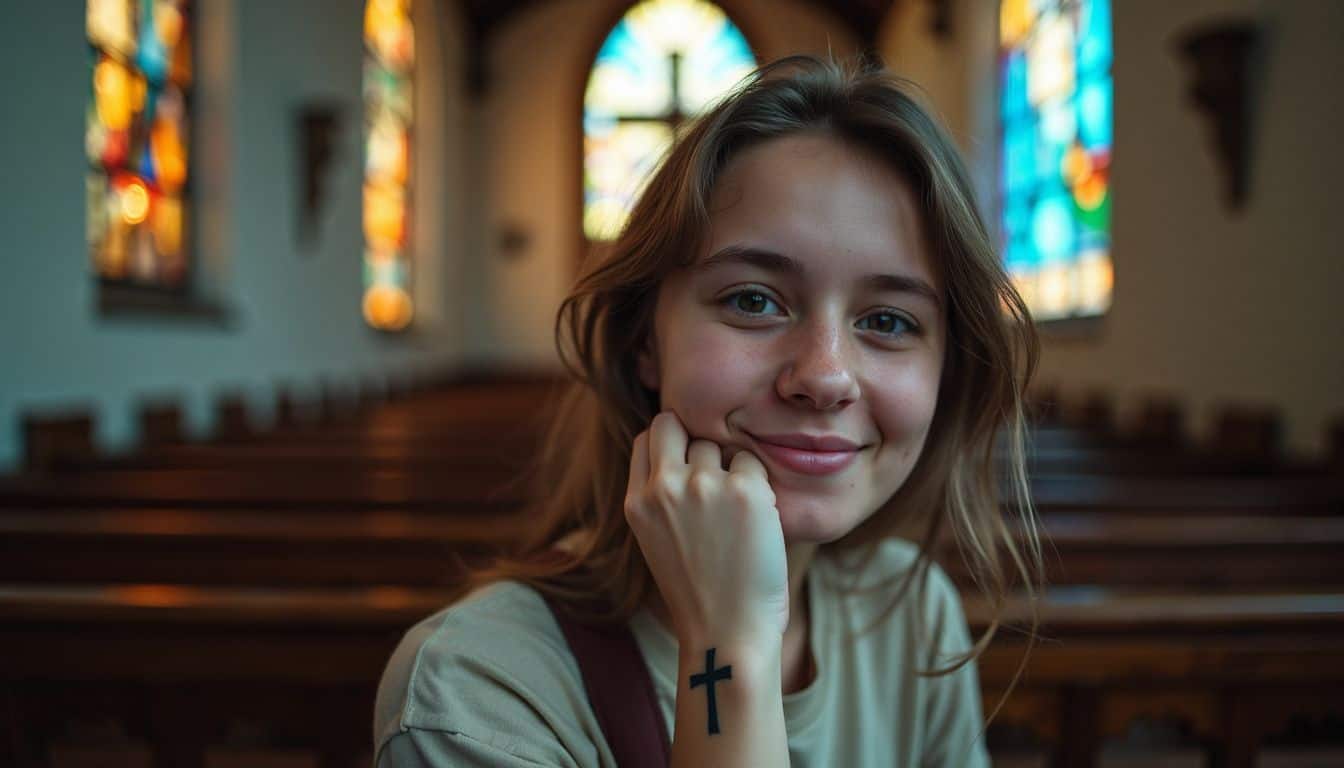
[688,647,733,734]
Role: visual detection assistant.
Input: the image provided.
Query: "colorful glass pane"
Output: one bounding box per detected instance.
[88,0,136,60]
[87,0,191,288]
[365,0,415,74]
[584,121,675,241]
[363,0,414,331]
[999,0,1112,321]
[583,0,755,241]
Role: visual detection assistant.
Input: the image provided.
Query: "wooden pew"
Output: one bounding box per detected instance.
[973,587,1344,768]
[939,513,1344,590]
[1025,472,1342,515]
[3,509,1342,591]
[5,381,1342,767]
[0,467,530,511]
[0,508,530,587]
[6,456,1338,516]
[1,584,1340,768]
[0,583,420,768]
[1017,435,1336,477]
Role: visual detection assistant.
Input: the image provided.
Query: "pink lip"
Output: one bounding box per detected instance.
[749,433,861,451]
[746,432,863,476]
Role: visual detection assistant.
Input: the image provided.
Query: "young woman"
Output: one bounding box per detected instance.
[374,54,1044,767]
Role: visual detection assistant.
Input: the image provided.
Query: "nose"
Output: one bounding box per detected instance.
[775,317,860,411]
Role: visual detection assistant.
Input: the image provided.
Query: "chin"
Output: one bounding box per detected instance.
[776,493,865,545]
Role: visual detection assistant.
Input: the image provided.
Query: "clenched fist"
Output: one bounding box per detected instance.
[624,411,790,651]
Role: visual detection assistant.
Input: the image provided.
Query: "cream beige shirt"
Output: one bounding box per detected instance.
[374,537,991,767]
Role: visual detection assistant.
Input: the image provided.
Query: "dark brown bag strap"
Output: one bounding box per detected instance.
[540,593,671,767]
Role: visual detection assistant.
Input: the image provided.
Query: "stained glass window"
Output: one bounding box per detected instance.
[363,0,415,331]
[584,0,756,241]
[86,0,192,288]
[999,0,1112,321]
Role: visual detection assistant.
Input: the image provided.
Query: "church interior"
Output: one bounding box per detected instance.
[2,0,1342,766]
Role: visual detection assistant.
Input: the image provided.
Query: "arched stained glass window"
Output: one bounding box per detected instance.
[999,0,1112,321]
[584,0,756,241]
[363,0,415,331]
[86,0,192,288]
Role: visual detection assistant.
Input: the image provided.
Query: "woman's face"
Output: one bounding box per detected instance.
[638,133,947,544]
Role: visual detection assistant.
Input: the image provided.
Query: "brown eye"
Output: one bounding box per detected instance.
[730,291,776,315]
[858,311,916,337]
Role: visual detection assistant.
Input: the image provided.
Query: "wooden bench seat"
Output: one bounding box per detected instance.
[5,464,1338,516]
[2,582,1340,672]
[0,507,528,587]
[944,513,1344,589]
[1026,472,1342,513]
[2,584,1340,768]
[3,509,1341,589]
[6,382,1341,767]
[0,468,530,510]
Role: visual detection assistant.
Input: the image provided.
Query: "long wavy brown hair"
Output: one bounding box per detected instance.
[463,53,1044,729]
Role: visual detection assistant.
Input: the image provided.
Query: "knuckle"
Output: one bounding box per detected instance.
[650,472,682,508]
[687,470,718,501]
[726,476,765,506]
[725,473,756,496]
[623,495,642,521]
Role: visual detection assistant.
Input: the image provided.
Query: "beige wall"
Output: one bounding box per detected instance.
[880,0,1344,459]
[468,0,861,367]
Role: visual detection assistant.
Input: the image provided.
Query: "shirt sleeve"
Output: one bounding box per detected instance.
[918,566,992,768]
[377,727,582,768]
[372,585,614,768]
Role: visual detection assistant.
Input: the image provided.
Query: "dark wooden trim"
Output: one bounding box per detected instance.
[1174,19,1259,211]
[274,388,303,428]
[1035,313,1107,340]
[1134,396,1186,448]
[1212,404,1281,458]
[354,377,386,410]
[319,380,359,424]
[1071,391,1116,436]
[21,411,96,473]
[212,394,252,441]
[98,281,233,328]
[1329,415,1344,470]
[138,401,184,447]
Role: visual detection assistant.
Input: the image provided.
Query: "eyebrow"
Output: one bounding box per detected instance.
[694,245,943,310]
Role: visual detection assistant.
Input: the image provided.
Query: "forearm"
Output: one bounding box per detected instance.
[669,641,789,768]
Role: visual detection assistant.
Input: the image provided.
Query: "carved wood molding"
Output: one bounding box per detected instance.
[1175,19,1261,211]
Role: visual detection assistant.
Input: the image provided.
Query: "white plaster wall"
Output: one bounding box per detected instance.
[0,0,467,470]
[880,0,1344,458]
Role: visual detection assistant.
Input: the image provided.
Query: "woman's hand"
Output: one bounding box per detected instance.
[624,411,790,650]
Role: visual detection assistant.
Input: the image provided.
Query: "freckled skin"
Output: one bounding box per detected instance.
[639,134,948,544]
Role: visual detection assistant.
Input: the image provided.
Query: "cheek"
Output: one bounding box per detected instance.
[658,325,766,436]
[871,361,942,456]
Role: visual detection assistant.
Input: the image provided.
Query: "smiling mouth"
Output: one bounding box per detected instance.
[743,432,863,477]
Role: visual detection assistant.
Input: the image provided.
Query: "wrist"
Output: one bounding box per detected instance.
[678,638,782,691]
[675,622,784,654]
